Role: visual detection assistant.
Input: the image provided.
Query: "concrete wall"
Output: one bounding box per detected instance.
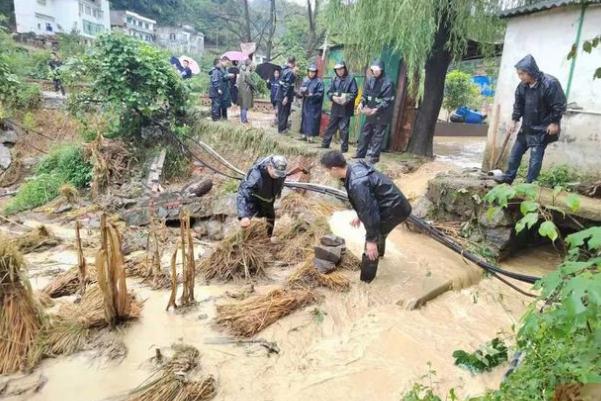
[14,0,57,35]
[483,4,601,172]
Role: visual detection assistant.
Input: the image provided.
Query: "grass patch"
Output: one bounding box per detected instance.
[4,144,92,215]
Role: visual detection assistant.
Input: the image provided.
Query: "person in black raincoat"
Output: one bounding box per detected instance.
[228,61,240,105]
[274,57,297,134]
[267,69,281,109]
[354,59,394,164]
[321,60,358,153]
[208,57,234,121]
[495,54,567,184]
[296,64,324,143]
[237,155,288,240]
[180,59,193,80]
[320,150,412,283]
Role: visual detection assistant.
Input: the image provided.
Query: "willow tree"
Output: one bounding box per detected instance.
[327,0,501,156]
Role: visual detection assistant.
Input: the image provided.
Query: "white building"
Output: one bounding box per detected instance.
[13,0,110,39]
[110,10,156,43]
[484,0,601,171]
[156,25,204,55]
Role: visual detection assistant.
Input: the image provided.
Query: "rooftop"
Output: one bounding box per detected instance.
[500,0,599,18]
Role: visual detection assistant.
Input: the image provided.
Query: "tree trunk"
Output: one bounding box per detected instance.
[406,8,453,157]
[305,0,323,59]
[242,0,252,42]
[265,0,277,61]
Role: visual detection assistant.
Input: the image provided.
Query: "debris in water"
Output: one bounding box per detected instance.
[11,225,60,253]
[287,260,350,292]
[125,344,216,401]
[452,337,508,373]
[0,234,45,374]
[338,251,361,271]
[215,288,316,337]
[42,266,97,298]
[166,209,197,311]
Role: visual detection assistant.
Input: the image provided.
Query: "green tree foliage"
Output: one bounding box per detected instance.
[452,338,508,374]
[568,34,600,79]
[443,70,481,113]
[70,34,189,138]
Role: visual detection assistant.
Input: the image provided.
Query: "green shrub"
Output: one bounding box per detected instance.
[36,145,93,188]
[4,173,63,215]
[443,70,481,112]
[536,164,578,188]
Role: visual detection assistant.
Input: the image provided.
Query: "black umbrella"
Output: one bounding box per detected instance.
[255,62,281,80]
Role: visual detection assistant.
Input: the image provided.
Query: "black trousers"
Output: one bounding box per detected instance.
[360,217,406,283]
[53,79,65,96]
[211,99,228,121]
[277,100,292,133]
[250,200,276,237]
[322,115,351,152]
[356,122,388,163]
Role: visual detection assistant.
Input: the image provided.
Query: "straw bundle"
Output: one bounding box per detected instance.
[60,183,79,204]
[274,216,330,265]
[0,235,45,374]
[126,217,171,290]
[96,214,138,327]
[166,210,197,311]
[42,266,97,298]
[215,288,316,337]
[287,260,350,292]
[338,251,361,271]
[126,344,216,401]
[12,225,60,253]
[86,135,130,198]
[199,221,271,282]
[278,192,336,219]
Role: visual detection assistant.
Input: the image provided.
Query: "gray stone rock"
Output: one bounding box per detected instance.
[412,197,435,219]
[314,258,336,274]
[206,219,224,241]
[314,244,343,263]
[193,220,208,237]
[478,206,515,228]
[320,234,345,247]
[0,144,11,169]
[483,226,515,259]
[0,129,17,145]
[183,179,213,198]
[211,193,237,217]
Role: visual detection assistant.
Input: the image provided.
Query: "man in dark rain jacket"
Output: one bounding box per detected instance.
[495,54,567,184]
[297,64,324,143]
[321,61,358,153]
[354,59,394,164]
[320,150,412,283]
[209,57,234,121]
[275,57,297,133]
[237,155,288,240]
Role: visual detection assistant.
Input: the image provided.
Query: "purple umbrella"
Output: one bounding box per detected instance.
[222,51,248,62]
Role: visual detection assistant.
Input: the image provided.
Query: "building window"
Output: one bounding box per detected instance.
[85,6,91,15]
[46,23,53,32]
[145,23,149,29]
[79,3,84,14]
[37,0,47,5]
[127,16,132,24]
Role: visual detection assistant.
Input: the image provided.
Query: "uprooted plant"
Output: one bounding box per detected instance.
[166,209,197,311]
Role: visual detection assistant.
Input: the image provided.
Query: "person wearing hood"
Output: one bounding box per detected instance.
[320,150,412,283]
[228,60,240,105]
[237,155,289,241]
[495,54,567,184]
[237,59,255,124]
[275,57,297,134]
[321,61,358,153]
[208,57,234,121]
[296,64,324,143]
[354,59,394,164]
[267,69,281,110]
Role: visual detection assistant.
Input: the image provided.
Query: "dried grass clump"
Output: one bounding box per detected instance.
[287,260,350,292]
[215,288,316,337]
[59,183,79,204]
[199,220,271,281]
[86,135,131,198]
[126,344,216,401]
[42,266,97,298]
[274,216,330,265]
[12,225,60,253]
[338,251,361,271]
[278,192,336,219]
[0,235,45,374]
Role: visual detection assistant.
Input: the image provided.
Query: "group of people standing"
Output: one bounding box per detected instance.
[267,57,395,164]
[208,56,256,124]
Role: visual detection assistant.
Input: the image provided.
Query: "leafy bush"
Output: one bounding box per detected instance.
[71,34,189,139]
[453,338,508,373]
[443,70,481,112]
[3,173,63,215]
[251,71,268,98]
[535,164,579,188]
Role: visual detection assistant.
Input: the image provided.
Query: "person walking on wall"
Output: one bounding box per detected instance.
[321,60,358,153]
[494,54,567,184]
[354,59,394,164]
[237,59,255,124]
[275,57,297,134]
[296,64,324,143]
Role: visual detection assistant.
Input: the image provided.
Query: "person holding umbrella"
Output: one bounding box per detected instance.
[321,60,358,153]
[275,57,297,134]
[180,59,193,79]
[296,64,324,143]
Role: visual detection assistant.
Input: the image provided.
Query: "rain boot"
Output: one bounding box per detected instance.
[360,253,379,283]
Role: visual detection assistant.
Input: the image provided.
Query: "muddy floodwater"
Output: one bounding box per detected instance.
[1,140,567,401]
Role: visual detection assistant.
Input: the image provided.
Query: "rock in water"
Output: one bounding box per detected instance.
[320,234,345,247]
[314,258,336,274]
[314,244,343,264]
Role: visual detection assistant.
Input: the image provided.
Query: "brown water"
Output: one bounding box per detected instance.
[3,157,561,401]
